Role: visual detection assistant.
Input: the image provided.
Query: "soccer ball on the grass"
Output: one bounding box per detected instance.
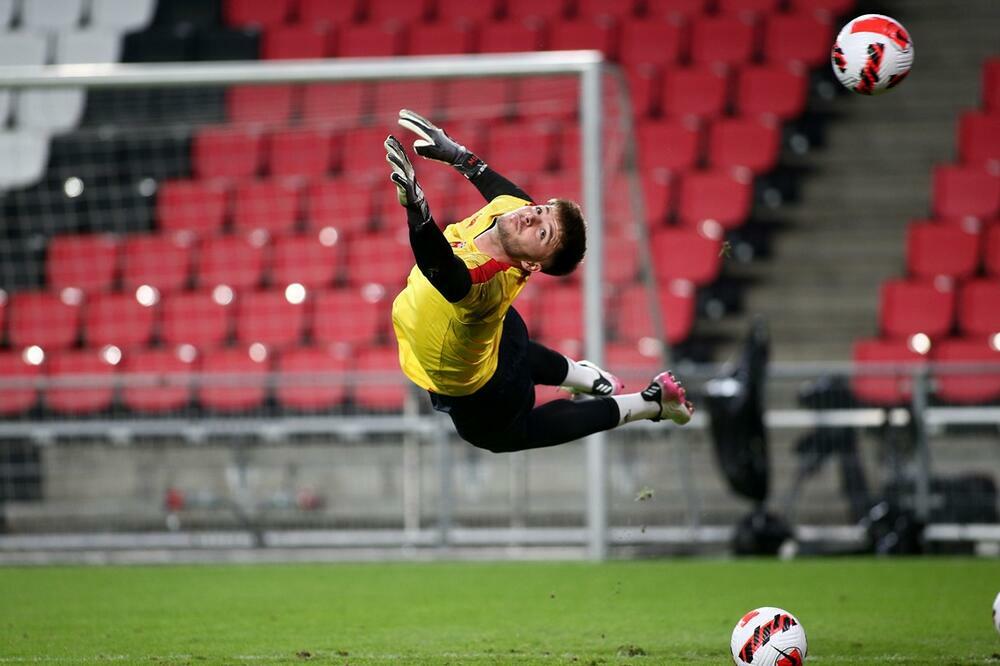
[832,14,914,95]
[993,591,1000,635]
[731,607,808,666]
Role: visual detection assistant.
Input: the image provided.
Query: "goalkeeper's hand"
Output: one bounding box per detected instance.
[397,108,487,179]
[385,135,430,222]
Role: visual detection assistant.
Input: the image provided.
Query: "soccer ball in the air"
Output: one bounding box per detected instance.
[831,14,914,95]
[731,607,808,666]
[993,591,1000,635]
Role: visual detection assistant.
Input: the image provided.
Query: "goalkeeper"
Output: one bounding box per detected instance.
[387,109,693,453]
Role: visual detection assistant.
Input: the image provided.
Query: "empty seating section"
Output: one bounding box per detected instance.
[855,55,1000,406]
[2,0,864,415]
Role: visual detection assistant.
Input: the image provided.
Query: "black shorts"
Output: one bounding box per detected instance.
[428,307,535,448]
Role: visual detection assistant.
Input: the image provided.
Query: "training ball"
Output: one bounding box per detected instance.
[731,607,808,666]
[831,14,914,95]
[993,591,1000,635]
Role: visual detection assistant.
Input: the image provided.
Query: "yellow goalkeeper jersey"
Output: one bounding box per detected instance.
[392,194,531,396]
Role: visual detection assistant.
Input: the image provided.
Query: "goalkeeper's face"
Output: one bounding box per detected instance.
[496,204,561,272]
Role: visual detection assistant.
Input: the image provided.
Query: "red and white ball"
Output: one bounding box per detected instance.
[832,14,914,95]
[731,607,808,666]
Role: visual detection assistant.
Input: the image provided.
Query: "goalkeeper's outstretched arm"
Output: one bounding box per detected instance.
[397,109,533,203]
[384,135,471,303]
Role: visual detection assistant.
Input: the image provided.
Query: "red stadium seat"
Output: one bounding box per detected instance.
[83,292,157,347]
[851,337,925,407]
[689,15,758,68]
[223,0,293,28]
[650,227,722,285]
[262,24,330,59]
[312,286,389,347]
[354,345,408,411]
[298,0,360,26]
[232,180,301,235]
[513,75,579,122]
[536,283,584,348]
[706,116,780,174]
[193,126,264,181]
[45,349,117,414]
[0,351,41,415]
[304,177,376,237]
[675,168,753,230]
[735,63,808,120]
[531,172,581,204]
[985,225,1000,278]
[196,234,268,290]
[365,0,430,24]
[546,17,617,60]
[156,180,229,236]
[615,280,696,345]
[660,65,730,120]
[983,56,1000,114]
[8,291,80,350]
[46,233,118,293]
[486,120,558,173]
[275,345,351,411]
[439,78,513,122]
[931,165,1000,223]
[644,0,708,20]
[121,233,194,293]
[478,19,545,53]
[957,111,1000,170]
[957,279,1000,337]
[235,288,307,348]
[575,0,636,20]
[502,0,568,21]
[636,118,702,175]
[340,126,399,180]
[638,173,675,226]
[370,80,443,122]
[932,337,1000,404]
[433,0,498,23]
[406,21,473,55]
[268,127,336,179]
[199,345,270,412]
[337,23,403,57]
[301,82,368,125]
[160,290,232,347]
[121,347,196,413]
[625,64,660,119]
[715,0,781,17]
[604,231,642,285]
[762,12,833,69]
[879,278,955,340]
[0,290,6,345]
[785,0,855,17]
[271,231,342,289]
[618,18,685,67]
[905,222,980,282]
[344,231,414,289]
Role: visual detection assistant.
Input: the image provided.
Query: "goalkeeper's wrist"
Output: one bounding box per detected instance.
[453,152,488,180]
[405,198,432,230]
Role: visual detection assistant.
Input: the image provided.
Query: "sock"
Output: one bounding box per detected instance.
[611,392,660,425]
[560,357,601,391]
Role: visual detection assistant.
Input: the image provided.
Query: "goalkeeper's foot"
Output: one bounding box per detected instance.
[562,360,624,397]
[642,371,694,425]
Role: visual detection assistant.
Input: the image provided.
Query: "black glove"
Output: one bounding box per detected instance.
[385,135,430,223]
[397,108,487,179]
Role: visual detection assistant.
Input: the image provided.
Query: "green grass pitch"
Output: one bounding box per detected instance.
[1,558,998,664]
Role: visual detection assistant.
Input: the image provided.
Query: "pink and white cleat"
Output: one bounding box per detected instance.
[642,370,694,425]
[563,360,625,397]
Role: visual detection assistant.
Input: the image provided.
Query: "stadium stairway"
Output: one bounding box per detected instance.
[701,0,1000,363]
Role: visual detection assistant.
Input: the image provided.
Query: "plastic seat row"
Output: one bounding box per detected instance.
[0,0,154,32]
[0,343,406,415]
[224,0,854,28]
[46,231,416,294]
[932,165,1000,226]
[877,278,1000,342]
[851,336,1000,407]
[906,221,1000,281]
[250,12,831,70]
[956,111,1000,171]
